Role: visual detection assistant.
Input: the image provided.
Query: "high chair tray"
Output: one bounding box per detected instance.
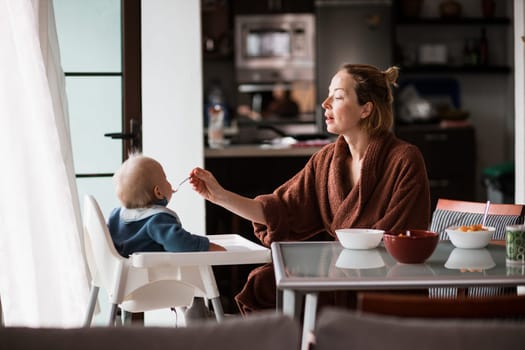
[131,234,271,267]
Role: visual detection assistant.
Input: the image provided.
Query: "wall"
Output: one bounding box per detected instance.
[142,0,204,234]
[515,0,525,203]
[142,0,204,324]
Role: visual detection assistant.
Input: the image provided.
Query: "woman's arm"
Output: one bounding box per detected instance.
[190,167,267,225]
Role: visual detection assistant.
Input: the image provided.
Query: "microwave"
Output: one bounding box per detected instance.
[234,14,315,83]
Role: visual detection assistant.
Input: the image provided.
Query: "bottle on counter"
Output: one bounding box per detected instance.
[207,104,225,148]
[205,81,230,148]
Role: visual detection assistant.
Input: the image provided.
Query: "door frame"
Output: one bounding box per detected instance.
[122,0,142,157]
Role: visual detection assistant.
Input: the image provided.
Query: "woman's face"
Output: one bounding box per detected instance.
[321,70,370,136]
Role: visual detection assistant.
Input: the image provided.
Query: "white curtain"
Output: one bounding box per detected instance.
[0,0,90,327]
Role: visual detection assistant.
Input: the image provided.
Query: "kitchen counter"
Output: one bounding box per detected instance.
[205,144,325,158]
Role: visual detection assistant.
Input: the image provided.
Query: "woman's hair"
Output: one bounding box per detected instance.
[339,63,399,136]
[113,152,162,208]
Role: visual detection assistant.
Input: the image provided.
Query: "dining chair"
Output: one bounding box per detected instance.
[356,292,525,319]
[430,198,525,240]
[82,194,224,327]
[429,198,525,298]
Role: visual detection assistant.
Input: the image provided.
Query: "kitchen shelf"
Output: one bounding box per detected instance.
[396,17,511,26]
[399,65,512,74]
[394,11,512,76]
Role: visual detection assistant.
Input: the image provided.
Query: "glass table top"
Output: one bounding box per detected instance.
[272,241,525,291]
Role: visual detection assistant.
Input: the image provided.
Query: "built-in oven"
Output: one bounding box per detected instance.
[233,13,318,140]
[234,14,315,83]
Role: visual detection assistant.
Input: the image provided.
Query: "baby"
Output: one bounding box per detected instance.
[108,153,225,257]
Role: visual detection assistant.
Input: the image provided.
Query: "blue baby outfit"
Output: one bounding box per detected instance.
[107,204,209,257]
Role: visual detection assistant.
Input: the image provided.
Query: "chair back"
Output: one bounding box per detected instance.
[430,198,525,240]
[357,292,525,319]
[428,198,525,298]
[83,195,130,303]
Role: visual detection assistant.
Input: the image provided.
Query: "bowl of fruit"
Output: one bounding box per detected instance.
[445,224,495,249]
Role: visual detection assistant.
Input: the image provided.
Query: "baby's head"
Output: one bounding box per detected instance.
[113,153,173,208]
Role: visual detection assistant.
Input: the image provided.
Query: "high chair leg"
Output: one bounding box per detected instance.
[83,286,99,327]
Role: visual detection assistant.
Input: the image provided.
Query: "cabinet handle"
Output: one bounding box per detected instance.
[429,179,450,188]
[424,133,448,142]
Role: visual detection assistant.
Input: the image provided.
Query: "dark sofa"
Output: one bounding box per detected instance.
[0,312,300,350]
[3,308,525,350]
[314,308,525,350]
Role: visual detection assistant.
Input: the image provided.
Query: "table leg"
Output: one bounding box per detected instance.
[276,288,282,311]
[282,289,304,320]
[301,292,318,350]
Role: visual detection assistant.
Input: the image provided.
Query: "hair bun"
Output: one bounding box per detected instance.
[383,66,399,87]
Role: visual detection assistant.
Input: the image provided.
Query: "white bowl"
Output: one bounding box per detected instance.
[335,228,384,250]
[445,226,495,249]
[445,248,496,270]
[335,249,385,269]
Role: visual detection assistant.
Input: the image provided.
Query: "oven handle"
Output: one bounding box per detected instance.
[315,0,391,7]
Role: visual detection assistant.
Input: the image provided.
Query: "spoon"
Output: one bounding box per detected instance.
[481,200,491,228]
[172,176,190,193]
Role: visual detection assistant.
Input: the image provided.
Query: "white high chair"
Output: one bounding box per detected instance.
[82,194,224,326]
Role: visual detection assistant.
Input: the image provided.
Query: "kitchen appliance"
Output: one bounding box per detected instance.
[234,14,315,83]
[315,0,392,129]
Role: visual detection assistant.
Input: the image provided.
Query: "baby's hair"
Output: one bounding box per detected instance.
[113,152,161,208]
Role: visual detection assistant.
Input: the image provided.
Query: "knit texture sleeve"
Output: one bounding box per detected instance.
[253,148,331,246]
[146,213,210,252]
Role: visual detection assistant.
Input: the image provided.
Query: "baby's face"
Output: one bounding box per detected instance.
[147,160,173,203]
[156,166,173,203]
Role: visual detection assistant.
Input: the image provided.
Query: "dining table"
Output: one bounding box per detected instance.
[271,240,525,350]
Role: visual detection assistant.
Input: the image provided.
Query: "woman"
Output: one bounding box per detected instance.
[190,64,431,313]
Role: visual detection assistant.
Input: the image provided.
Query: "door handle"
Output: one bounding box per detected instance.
[104,132,134,139]
[104,118,142,152]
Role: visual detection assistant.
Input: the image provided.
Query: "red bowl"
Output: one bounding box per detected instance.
[383,230,439,264]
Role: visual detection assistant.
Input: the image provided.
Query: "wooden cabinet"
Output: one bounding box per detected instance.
[232,0,314,14]
[205,154,312,235]
[395,125,476,211]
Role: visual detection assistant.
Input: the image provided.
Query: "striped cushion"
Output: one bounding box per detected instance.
[429,209,524,297]
[430,209,524,240]
[429,287,516,298]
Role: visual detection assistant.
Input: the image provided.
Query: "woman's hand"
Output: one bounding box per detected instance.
[189,167,267,225]
[189,167,225,204]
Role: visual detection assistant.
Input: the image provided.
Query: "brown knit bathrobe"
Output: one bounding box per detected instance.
[235,133,431,313]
